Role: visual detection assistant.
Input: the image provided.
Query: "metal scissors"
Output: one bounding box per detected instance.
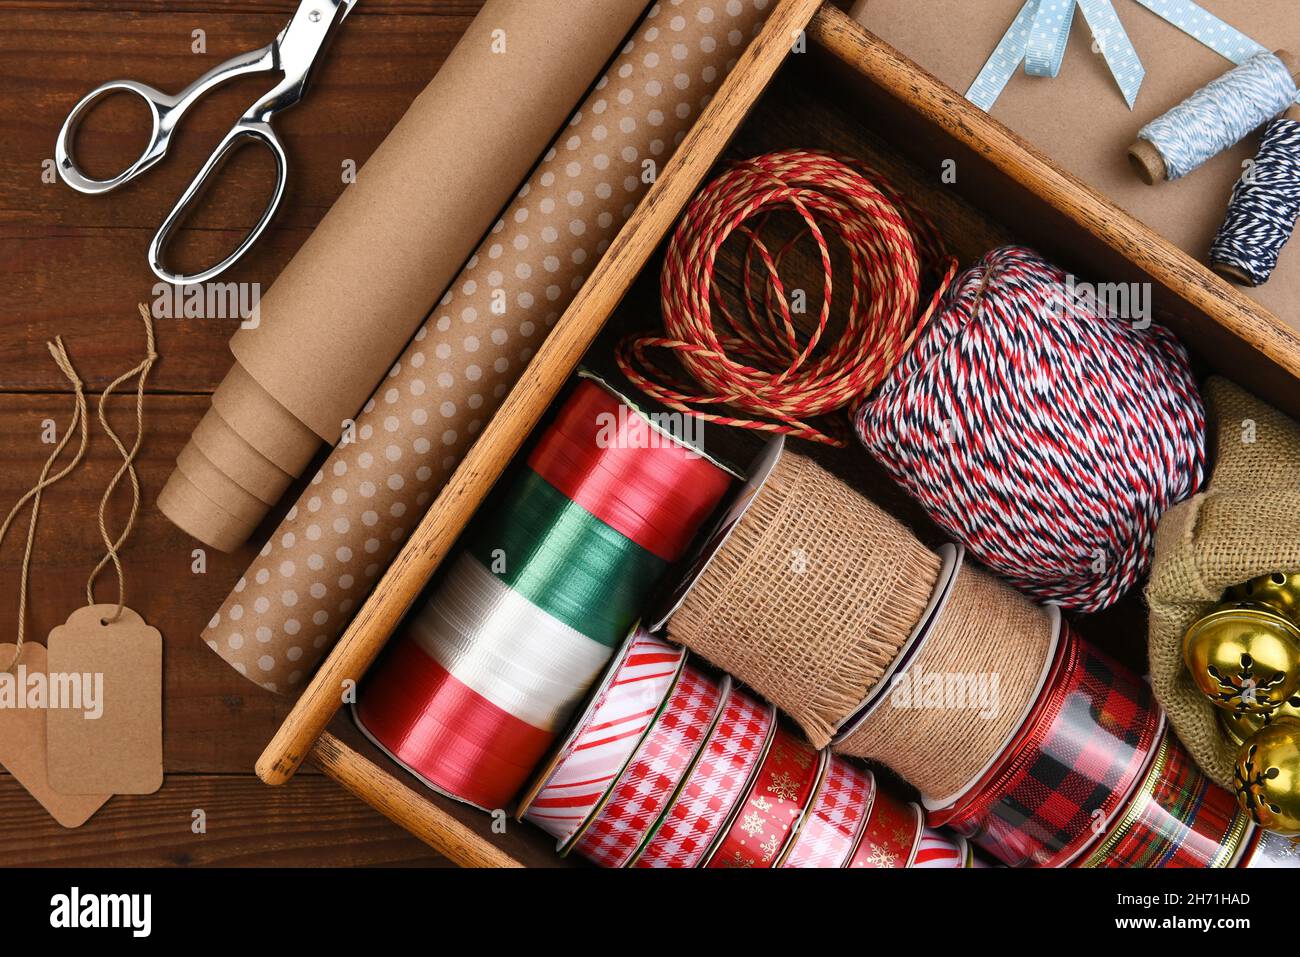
[55,0,357,285]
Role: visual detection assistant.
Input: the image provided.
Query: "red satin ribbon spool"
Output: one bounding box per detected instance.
[529,379,734,562]
[353,638,553,810]
[632,684,776,868]
[847,786,923,868]
[782,755,874,868]
[704,725,825,868]
[930,621,1161,867]
[572,663,725,867]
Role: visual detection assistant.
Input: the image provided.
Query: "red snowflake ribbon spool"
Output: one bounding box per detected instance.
[847,785,923,869]
[929,621,1162,867]
[781,755,874,868]
[631,684,775,868]
[571,662,725,867]
[704,724,826,868]
[1080,726,1252,869]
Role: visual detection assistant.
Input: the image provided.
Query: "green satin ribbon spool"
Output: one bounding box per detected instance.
[468,468,668,648]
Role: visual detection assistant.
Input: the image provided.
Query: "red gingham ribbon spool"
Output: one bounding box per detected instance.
[519,629,685,848]
[1080,726,1251,869]
[705,725,826,868]
[930,621,1162,867]
[781,755,873,868]
[911,828,966,868]
[632,685,775,868]
[571,663,725,867]
[847,787,923,869]
[618,149,957,447]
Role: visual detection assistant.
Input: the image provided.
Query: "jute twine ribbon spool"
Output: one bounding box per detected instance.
[835,558,1054,801]
[666,449,940,748]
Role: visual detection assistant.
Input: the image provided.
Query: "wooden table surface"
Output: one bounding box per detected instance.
[0,0,497,867]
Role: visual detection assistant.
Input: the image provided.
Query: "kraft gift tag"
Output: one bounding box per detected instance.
[0,643,111,828]
[46,605,163,795]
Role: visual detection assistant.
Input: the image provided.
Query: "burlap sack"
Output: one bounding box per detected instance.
[1147,376,1300,788]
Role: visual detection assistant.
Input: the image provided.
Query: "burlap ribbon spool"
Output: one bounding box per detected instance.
[666,449,941,748]
[833,558,1054,801]
[1148,377,1300,788]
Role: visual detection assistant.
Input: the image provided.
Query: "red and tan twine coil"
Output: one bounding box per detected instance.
[618,149,957,446]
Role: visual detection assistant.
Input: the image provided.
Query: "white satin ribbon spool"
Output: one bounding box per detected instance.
[409,554,613,732]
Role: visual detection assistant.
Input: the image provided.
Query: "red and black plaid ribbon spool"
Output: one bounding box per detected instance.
[705,724,825,868]
[847,784,923,868]
[1080,727,1251,868]
[930,621,1161,867]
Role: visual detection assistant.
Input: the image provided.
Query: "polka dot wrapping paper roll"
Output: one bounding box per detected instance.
[352,380,733,811]
[202,0,776,694]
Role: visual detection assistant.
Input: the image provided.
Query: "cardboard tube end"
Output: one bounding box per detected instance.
[158,467,262,554]
[1127,140,1166,185]
[1275,49,1299,81]
[1213,262,1259,287]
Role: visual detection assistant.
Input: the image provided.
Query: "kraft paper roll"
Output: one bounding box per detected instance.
[203,0,775,693]
[160,0,651,552]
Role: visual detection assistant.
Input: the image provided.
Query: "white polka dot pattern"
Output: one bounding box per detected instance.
[203,0,774,693]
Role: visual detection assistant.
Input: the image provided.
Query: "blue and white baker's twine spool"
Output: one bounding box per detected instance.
[1137,51,1298,181]
[1210,117,1300,286]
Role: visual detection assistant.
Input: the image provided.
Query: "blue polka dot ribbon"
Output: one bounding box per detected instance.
[967,0,1267,112]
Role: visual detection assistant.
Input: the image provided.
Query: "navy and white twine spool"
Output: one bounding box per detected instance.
[856,246,1206,613]
[1209,116,1300,287]
[1138,51,1298,181]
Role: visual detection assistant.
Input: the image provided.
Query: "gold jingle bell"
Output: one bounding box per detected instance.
[1235,719,1300,835]
[1229,571,1300,624]
[1219,695,1300,746]
[1183,604,1300,714]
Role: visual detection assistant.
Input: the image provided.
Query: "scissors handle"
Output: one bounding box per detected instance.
[55,79,181,194]
[55,45,272,196]
[149,119,288,286]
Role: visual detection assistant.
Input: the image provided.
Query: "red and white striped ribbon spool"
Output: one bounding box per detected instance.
[519,629,685,848]
[571,663,725,867]
[911,828,966,868]
[782,755,874,868]
[632,684,775,868]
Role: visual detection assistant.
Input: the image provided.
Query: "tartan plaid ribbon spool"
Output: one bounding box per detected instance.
[931,621,1162,867]
[631,684,775,868]
[781,755,874,868]
[1080,727,1251,868]
[571,664,726,867]
[846,785,923,868]
[705,725,826,868]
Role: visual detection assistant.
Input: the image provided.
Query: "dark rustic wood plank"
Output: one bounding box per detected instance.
[0,771,447,866]
[0,391,323,773]
[0,9,467,392]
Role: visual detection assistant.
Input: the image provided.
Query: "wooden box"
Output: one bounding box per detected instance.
[250,1,1300,868]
